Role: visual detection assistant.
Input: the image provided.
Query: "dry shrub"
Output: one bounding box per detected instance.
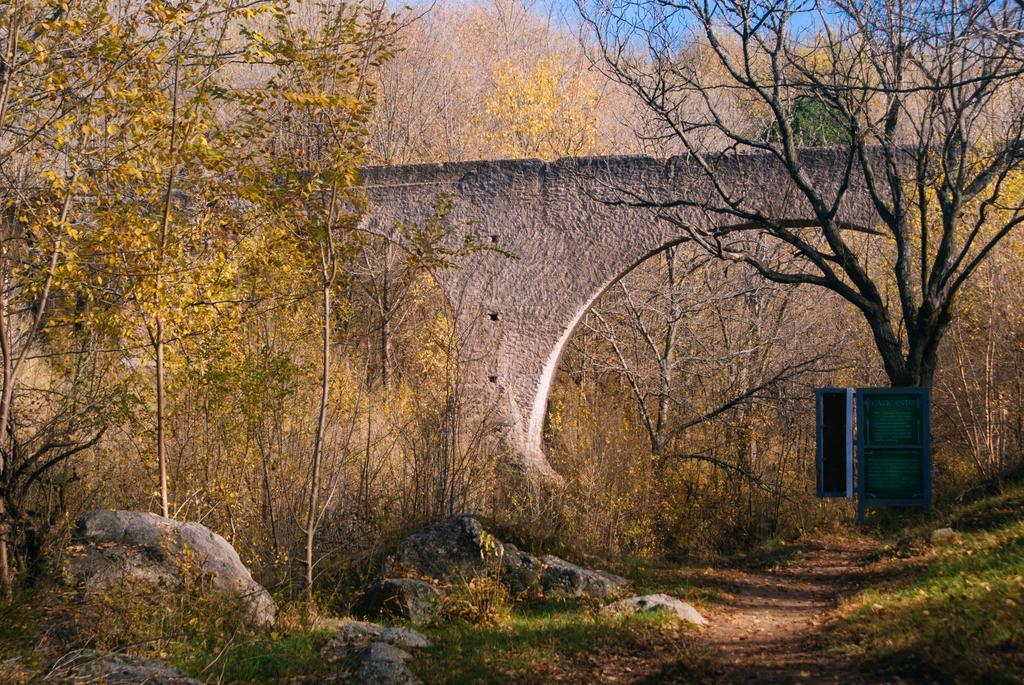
[443,575,511,626]
[56,570,255,663]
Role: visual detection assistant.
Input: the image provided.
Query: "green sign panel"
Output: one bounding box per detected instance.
[861,448,925,499]
[857,388,931,518]
[862,395,923,446]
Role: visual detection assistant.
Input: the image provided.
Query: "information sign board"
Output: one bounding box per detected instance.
[856,388,931,518]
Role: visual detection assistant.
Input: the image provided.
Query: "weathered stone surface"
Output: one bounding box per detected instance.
[322,619,383,660]
[353,579,445,626]
[499,542,546,595]
[377,626,430,650]
[359,152,876,478]
[930,527,958,545]
[65,510,277,628]
[385,515,624,599]
[385,515,543,594]
[351,642,421,685]
[322,619,430,664]
[385,515,489,580]
[601,593,707,625]
[45,649,200,684]
[539,555,629,598]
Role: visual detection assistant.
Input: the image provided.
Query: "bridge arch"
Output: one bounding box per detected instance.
[359,152,874,479]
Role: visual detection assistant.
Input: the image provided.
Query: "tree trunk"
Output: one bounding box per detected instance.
[257,425,281,560]
[653,247,680,458]
[380,242,392,390]
[154,55,178,520]
[0,251,11,599]
[156,320,169,517]
[0,499,10,600]
[305,277,331,600]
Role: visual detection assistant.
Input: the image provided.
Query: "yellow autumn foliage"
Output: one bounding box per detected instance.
[484,55,602,159]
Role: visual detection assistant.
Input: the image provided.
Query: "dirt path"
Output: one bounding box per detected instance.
[694,536,885,685]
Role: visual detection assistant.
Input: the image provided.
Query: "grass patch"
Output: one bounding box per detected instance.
[0,594,50,681]
[175,629,331,683]
[829,483,1024,684]
[415,597,708,684]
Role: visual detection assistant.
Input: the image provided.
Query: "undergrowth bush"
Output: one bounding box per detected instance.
[0,570,333,684]
[443,575,512,626]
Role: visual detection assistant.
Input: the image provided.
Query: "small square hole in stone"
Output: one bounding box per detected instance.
[489,312,500,321]
[488,375,498,384]
[489,235,499,243]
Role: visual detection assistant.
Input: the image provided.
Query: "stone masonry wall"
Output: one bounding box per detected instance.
[358,151,875,478]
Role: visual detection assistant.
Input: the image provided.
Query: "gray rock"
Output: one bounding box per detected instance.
[322,619,430,663]
[322,619,384,660]
[539,555,628,598]
[65,510,277,628]
[352,642,421,685]
[601,593,707,625]
[931,527,957,545]
[354,578,445,626]
[499,542,546,594]
[45,649,200,684]
[385,515,543,594]
[386,516,503,579]
[379,626,430,651]
[386,515,627,599]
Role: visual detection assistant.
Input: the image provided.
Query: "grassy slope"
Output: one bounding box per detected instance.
[412,566,718,685]
[828,483,1024,684]
[416,602,680,685]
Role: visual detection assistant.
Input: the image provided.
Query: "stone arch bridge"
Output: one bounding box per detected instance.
[359,151,873,479]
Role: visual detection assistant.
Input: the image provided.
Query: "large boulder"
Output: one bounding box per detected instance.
[45,650,200,684]
[384,515,485,580]
[601,593,707,625]
[385,515,627,599]
[500,542,547,594]
[384,515,550,595]
[353,578,445,626]
[65,510,276,629]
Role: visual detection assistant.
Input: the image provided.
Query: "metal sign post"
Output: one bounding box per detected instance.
[815,388,854,498]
